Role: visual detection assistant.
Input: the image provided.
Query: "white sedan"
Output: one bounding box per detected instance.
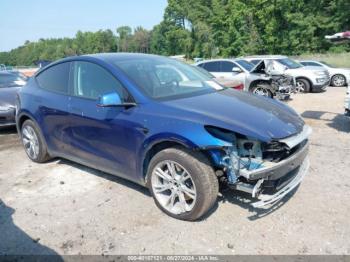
[299,60,350,87]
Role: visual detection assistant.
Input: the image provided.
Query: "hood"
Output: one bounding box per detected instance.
[163,89,304,142]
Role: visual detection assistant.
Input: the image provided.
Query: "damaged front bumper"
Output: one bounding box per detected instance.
[208,125,311,208]
[233,157,309,208]
[252,158,309,207]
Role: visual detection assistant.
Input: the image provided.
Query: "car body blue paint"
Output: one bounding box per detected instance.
[17,53,305,185]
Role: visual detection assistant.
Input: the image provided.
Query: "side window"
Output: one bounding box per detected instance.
[221,61,235,72]
[36,62,70,94]
[72,61,132,102]
[308,62,322,67]
[202,62,220,72]
[250,60,261,65]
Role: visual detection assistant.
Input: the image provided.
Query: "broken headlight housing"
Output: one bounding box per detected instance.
[205,126,266,184]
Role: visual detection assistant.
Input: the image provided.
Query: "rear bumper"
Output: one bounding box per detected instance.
[0,108,16,127]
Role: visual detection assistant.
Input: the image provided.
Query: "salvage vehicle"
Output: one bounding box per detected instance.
[245,56,330,93]
[299,60,349,87]
[195,59,293,99]
[0,71,27,127]
[16,53,311,220]
[192,65,244,90]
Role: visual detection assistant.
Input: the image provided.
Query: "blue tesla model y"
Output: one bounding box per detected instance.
[16,53,311,220]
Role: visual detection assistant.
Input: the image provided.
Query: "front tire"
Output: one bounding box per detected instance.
[21,119,50,163]
[331,74,346,87]
[147,146,218,221]
[296,78,311,93]
[251,84,273,98]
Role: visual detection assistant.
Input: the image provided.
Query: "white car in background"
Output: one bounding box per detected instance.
[299,60,349,87]
[245,56,330,93]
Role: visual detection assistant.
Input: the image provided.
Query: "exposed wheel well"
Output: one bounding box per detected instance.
[296,77,312,87]
[249,80,270,91]
[17,115,31,131]
[143,141,187,180]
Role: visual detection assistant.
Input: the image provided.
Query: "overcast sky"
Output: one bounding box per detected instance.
[0,0,167,51]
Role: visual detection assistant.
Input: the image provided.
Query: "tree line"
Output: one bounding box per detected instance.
[1,0,349,66]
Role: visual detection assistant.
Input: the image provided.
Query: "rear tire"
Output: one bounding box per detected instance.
[21,119,50,163]
[147,146,218,221]
[296,78,310,93]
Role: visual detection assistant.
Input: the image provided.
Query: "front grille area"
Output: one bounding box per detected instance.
[262,139,308,163]
[261,166,300,195]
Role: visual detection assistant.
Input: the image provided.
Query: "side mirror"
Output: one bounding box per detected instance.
[232,67,242,73]
[97,92,136,108]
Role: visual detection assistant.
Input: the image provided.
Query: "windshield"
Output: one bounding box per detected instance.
[235,60,255,71]
[113,56,224,100]
[276,58,302,69]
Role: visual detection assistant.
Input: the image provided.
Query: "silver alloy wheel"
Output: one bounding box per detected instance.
[22,125,39,159]
[253,86,269,97]
[151,160,197,215]
[296,81,305,92]
[332,75,346,87]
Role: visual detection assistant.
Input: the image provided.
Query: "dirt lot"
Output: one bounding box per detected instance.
[1,87,350,255]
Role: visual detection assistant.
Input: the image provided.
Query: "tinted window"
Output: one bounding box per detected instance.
[72,61,132,102]
[221,61,235,72]
[201,61,220,72]
[250,59,261,65]
[235,60,255,71]
[276,58,302,69]
[36,62,70,94]
[309,62,322,67]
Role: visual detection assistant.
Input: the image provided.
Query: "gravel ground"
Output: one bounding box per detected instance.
[0,87,349,255]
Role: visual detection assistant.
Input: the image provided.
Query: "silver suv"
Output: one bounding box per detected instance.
[245,55,330,93]
[194,58,293,98]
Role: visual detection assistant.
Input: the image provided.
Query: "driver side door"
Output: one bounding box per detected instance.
[66,61,141,181]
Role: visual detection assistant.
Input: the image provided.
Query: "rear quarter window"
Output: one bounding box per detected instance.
[36,62,70,94]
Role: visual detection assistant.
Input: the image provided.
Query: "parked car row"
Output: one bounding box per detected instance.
[194,55,336,99]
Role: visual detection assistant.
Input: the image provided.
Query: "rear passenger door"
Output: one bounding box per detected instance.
[35,62,71,154]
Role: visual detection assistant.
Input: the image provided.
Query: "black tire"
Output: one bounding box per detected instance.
[331,74,346,87]
[296,78,310,93]
[21,119,51,163]
[146,146,219,221]
[251,84,273,98]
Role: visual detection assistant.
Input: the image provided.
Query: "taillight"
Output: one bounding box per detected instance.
[233,83,244,90]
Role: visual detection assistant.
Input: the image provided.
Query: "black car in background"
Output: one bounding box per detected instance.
[0,71,27,127]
